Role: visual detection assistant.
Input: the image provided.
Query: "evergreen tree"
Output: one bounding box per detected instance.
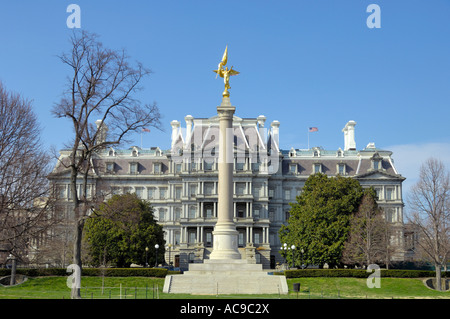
[84,193,165,267]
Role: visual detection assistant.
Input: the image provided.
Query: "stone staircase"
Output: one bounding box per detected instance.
[163,259,288,295]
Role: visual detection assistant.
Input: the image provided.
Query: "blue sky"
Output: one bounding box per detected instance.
[1,0,450,202]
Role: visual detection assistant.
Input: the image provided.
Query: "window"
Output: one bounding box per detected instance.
[374,187,382,200]
[123,187,132,194]
[205,205,213,218]
[129,162,138,174]
[135,187,144,199]
[57,185,66,199]
[147,187,156,199]
[314,163,322,174]
[385,208,395,222]
[153,163,161,174]
[189,232,196,244]
[175,163,182,174]
[386,187,395,200]
[206,232,213,247]
[371,153,383,171]
[238,232,245,247]
[159,208,166,221]
[289,163,297,174]
[189,206,196,219]
[204,160,214,171]
[284,189,291,201]
[106,162,115,173]
[254,232,260,244]
[175,186,182,200]
[338,163,346,175]
[373,160,380,170]
[236,182,246,195]
[174,207,181,220]
[159,187,168,199]
[268,188,275,199]
[204,182,214,195]
[189,183,198,197]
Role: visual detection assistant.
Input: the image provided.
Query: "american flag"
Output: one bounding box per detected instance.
[142,128,150,132]
[309,127,318,132]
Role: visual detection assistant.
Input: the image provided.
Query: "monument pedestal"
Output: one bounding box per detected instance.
[163,259,288,295]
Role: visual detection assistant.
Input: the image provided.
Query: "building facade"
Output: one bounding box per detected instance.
[49,114,406,269]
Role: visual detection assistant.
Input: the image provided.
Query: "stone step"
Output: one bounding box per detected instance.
[164,274,288,295]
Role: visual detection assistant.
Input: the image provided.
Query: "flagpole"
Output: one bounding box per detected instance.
[307,128,310,150]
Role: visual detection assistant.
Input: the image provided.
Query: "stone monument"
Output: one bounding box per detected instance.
[163,47,288,295]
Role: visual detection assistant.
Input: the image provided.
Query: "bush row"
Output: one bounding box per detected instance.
[0,267,172,278]
[284,269,449,279]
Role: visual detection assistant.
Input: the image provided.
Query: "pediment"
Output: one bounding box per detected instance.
[355,170,405,181]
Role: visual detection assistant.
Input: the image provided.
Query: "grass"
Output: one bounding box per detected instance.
[0,276,448,299]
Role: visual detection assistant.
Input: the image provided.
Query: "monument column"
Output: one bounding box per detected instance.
[209,96,241,260]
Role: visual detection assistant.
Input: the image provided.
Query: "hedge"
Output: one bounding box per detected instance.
[284,269,449,278]
[0,267,171,278]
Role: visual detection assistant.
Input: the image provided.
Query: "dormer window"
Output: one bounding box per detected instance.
[313,163,322,174]
[106,162,115,173]
[337,149,343,157]
[108,148,116,157]
[337,163,346,175]
[371,152,383,171]
[289,163,297,174]
[129,162,139,174]
[131,146,139,157]
[153,162,162,174]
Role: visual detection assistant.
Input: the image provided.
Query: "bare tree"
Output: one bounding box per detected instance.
[51,30,161,298]
[0,81,56,263]
[342,188,392,267]
[408,158,450,291]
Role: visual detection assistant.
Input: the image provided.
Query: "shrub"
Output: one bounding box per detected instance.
[284,269,449,278]
[0,267,168,278]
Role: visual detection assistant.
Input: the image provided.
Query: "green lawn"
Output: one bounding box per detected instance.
[0,276,448,299]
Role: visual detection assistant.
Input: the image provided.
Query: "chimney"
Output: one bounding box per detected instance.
[170,120,180,149]
[271,120,280,136]
[257,115,266,129]
[184,115,194,147]
[95,119,108,145]
[342,120,357,151]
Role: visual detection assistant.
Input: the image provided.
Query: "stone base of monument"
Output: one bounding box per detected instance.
[163,259,288,295]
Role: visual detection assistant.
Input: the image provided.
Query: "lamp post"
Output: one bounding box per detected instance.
[145,247,149,267]
[300,248,304,269]
[167,244,172,268]
[154,244,159,267]
[291,245,296,269]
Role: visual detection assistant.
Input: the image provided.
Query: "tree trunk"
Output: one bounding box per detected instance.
[71,215,84,299]
[435,262,442,291]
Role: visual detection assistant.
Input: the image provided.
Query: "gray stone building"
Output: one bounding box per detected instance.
[49,114,406,269]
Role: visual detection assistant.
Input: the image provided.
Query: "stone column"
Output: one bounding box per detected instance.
[210,97,241,260]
